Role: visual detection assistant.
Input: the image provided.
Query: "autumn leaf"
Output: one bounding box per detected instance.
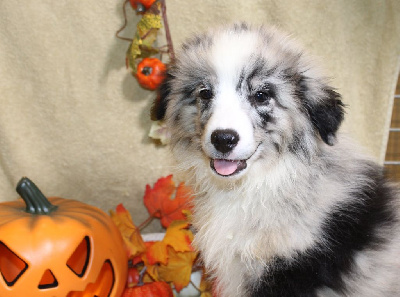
[110,204,146,258]
[144,241,168,265]
[142,220,194,267]
[126,39,141,70]
[144,175,175,218]
[160,182,193,228]
[142,244,160,282]
[163,220,194,252]
[137,13,162,47]
[156,247,198,292]
[143,175,193,228]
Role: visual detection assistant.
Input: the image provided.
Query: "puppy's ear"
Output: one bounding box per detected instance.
[299,76,345,145]
[151,71,174,121]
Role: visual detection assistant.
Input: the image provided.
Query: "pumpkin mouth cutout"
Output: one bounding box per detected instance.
[67,260,115,297]
[0,241,28,287]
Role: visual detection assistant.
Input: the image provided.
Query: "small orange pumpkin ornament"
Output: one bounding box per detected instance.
[0,177,128,297]
[136,58,166,90]
[129,0,156,12]
[122,281,173,297]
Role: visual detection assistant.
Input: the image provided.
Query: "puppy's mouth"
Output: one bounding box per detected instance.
[209,143,261,177]
[210,159,247,176]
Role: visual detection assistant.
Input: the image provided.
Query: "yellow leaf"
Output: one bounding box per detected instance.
[143,262,160,282]
[141,28,159,48]
[141,220,194,267]
[109,204,146,258]
[142,273,155,284]
[163,220,194,252]
[126,35,142,69]
[143,241,168,265]
[157,247,198,292]
[136,12,162,56]
[137,13,162,39]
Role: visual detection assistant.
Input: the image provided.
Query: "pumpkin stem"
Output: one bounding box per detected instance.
[16,177,58,214]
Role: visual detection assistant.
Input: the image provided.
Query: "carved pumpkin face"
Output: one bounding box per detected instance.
[0,178,128,297]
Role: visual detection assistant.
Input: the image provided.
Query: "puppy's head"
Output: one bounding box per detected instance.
[153,24,344,179]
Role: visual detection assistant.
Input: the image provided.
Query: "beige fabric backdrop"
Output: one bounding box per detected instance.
[0,0,399,230]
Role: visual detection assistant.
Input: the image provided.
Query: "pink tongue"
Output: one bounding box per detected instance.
[213,159,238,176]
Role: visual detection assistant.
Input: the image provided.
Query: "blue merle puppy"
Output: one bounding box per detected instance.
[153,23,400,297]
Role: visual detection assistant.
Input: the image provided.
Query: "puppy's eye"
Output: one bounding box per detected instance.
[199,89,213,100]
[253,90,273,104]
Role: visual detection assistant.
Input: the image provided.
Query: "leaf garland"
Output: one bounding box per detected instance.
[126,8,163,71]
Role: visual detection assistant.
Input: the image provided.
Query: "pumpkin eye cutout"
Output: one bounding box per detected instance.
[0,241,28,287]
[38,269,58,289]
[67,236,91,277]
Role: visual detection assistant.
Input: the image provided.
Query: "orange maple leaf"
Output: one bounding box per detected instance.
[142,220,194,266]
[110,204,146,258]
[144,241,168,266]
[156,246,198,292]
[163,220,194,252]
[143,175,193,228]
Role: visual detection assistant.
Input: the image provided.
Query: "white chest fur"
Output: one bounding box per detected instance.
[191,160,341,296]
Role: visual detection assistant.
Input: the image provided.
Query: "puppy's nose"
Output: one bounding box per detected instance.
[211,129,239,154]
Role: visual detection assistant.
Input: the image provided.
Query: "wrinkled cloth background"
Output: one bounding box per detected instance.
[0,0,399,230]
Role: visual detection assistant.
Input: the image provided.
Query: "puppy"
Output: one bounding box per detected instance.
[152,23,400,296]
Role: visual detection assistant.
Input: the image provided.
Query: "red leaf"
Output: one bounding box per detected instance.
[143,175,193,228]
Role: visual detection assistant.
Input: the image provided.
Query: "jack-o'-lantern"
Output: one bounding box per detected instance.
[0,177,128,297]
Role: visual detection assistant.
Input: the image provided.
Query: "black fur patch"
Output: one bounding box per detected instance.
[199,97,212,114]
[151,71,174,121]
[257,110,273,128]
[246,62,266,86]
[250,165,397,296]
[245,58,274,90]
[297,76,345,145]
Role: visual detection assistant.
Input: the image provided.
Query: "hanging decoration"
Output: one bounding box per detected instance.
[116,0,174,144]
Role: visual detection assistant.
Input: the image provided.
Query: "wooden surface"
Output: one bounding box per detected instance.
[385,74,400,180]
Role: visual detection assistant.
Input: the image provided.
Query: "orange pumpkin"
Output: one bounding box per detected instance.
[0,177,128,297]
[136,58,166,90]
[122,282,173,297]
